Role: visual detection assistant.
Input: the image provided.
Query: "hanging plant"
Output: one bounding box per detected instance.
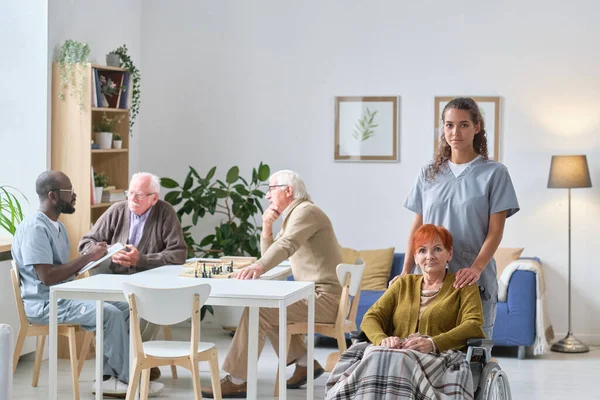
[112,44,140,135]
[56,40,90,113]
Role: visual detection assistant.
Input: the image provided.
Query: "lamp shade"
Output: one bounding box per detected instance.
[547,155,592,188]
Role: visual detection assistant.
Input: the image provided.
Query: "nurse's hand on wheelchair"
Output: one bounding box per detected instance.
[454,267,482,289]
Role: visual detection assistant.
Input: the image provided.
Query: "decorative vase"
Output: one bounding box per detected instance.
[106,53,120,67]
[113,140,122,149]
[101,94,109,108]
[95,132,113,149]
[94,186,104,205]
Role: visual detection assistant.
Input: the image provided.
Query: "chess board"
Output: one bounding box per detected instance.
[179,256,256,279]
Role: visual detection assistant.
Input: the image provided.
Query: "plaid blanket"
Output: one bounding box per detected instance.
[325,342,474,400]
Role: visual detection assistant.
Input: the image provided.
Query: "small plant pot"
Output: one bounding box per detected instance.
[113,140,122,149]
[95,132,113,149]
[94,186,104,205]
[106,53,120,67]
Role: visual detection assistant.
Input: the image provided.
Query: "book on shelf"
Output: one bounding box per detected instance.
[102,188,126,203]
[93,68,102,107]
[119,72,131,109]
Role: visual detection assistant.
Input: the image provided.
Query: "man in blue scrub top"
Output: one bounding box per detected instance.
[11,171,164,397]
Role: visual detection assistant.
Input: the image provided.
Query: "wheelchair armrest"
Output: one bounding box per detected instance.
[351,331,372,343]
[466,338,494,347]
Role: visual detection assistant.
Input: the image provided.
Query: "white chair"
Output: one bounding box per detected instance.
[121,282,222,400]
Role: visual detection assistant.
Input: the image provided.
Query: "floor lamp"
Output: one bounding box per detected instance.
[547,155,592,353]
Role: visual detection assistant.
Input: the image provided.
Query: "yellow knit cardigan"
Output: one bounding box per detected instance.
[360,272,485,352]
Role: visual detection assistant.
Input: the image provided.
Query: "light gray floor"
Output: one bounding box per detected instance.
[12,326,600,399]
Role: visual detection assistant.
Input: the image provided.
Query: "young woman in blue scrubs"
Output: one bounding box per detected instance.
[394,97,519,339]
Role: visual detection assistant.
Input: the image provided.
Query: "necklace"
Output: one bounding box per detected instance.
[420,287,442,298]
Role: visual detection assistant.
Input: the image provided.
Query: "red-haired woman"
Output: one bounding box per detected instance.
[325,224,485,399]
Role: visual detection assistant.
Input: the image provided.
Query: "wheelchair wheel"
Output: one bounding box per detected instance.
[474,361,512,400]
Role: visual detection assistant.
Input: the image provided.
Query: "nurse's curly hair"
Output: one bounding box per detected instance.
[426,97,489,181]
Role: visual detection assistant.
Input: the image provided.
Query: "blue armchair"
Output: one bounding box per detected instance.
[355,253,536,359]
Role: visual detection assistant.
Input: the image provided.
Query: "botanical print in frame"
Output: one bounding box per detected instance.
[335,96,399,162]
[434,96,500,161]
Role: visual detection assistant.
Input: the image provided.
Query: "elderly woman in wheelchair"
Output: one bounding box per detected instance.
[325,224,511,400]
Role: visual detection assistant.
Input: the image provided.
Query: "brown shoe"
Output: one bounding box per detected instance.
[149,367,161,381]
[201,375,246,398]
[287,360,325,389]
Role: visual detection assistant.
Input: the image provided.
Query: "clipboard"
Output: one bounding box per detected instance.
[77,243,125,275]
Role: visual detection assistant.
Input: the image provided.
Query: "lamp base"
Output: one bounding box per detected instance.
[551,332,589,353]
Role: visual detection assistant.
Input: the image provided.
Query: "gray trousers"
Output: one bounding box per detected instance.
[29,299,130,383]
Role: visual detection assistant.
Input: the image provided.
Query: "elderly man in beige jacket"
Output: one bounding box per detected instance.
[203,170,343,398]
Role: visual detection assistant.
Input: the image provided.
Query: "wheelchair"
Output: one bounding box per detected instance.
[351,332,512,400]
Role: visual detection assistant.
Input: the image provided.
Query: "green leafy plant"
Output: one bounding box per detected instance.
[112,44,140,135]
[94,172,109,188]
[56,40,90,113]
[352,108,379,142]
[94,113,123,133]
[0,185,27,236]
[161,163,271,258]
[113,133,122,141]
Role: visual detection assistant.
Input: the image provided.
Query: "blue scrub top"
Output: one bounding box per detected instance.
[11,211,71,319]
[404,157,519,300]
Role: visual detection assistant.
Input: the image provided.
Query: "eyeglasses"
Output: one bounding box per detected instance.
[124,190,156,200]
[51,188,74,196]
[267,185,287,194]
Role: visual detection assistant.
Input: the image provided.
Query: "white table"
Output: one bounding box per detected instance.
[49,265,314,400]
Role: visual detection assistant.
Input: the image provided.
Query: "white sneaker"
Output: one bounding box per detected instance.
[92,377,165,398]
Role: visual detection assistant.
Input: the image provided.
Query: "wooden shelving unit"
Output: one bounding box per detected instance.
[51,63,130,260]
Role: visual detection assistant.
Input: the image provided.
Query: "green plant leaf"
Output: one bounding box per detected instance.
[258,164,270,181]
[161,178,179,189]
[164,191,181,204]
[183,172,193,191]
[200,234,215,246]
[226,166,239,184]
[234,185,249,195]
[205,166,217,181]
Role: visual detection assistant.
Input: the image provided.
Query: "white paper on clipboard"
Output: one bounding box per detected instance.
[77,243,125,275]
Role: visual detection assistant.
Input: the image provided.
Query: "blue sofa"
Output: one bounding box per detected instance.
[355,253,536,359]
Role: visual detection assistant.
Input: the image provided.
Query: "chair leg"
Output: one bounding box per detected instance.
[32,335,45,387]
[12,327,27,374]
[190,359,203,400]
[125,360,142,400]
[67,328,81,400]
[77,331,93,377]
[208,349,222,400]
[140,368,151,400]
[274,332,292,396]
[163,325,178,379]
[518,346,526,360]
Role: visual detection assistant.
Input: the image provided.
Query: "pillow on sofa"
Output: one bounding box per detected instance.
[494,247,524,278]
[340,247,395,290]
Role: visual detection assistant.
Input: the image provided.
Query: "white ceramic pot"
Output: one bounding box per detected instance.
[113,140,122,149]
[95,132,113,149]
[94,186,104,205]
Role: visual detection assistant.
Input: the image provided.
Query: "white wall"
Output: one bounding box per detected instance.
[0,0,49,355]
[138,0,600,342]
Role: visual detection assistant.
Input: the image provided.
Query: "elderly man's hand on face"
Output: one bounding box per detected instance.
[232,263,265,280]
[262,204,281,226]
[111,244,140,267]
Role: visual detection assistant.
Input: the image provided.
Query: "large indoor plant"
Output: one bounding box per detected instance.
[56,39,90,113]
[161,163,270,258]
[0,185,27,236]
[111,44,141,135]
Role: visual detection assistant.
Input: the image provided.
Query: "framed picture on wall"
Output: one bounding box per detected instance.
[334,96,399,162]
[434,96,500,160]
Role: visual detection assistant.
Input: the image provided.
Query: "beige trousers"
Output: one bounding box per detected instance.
[222,291,339,379]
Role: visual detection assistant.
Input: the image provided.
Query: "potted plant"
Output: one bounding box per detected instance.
[93,172,109,205]
[106,51,120,67]
[112,133,122,149]
[111,44,140,135]
[0,185,27,236]
[56,40,90,113]
[93,113,122,149]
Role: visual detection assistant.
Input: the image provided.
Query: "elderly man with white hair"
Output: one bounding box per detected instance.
[78,172,187,381]
[202,170,343,399]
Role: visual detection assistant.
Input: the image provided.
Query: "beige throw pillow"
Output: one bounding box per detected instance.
[494,247,524,278]
[340,247,395,291]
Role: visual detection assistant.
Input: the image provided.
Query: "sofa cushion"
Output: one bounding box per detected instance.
[494,247,524,278]
[341,247,395,290]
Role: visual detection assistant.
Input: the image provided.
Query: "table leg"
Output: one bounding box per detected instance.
[247,307,259,399]
[278,300,287,400]
[307,291,315,400]
[96,300,104,400]
[49,291,58,400]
